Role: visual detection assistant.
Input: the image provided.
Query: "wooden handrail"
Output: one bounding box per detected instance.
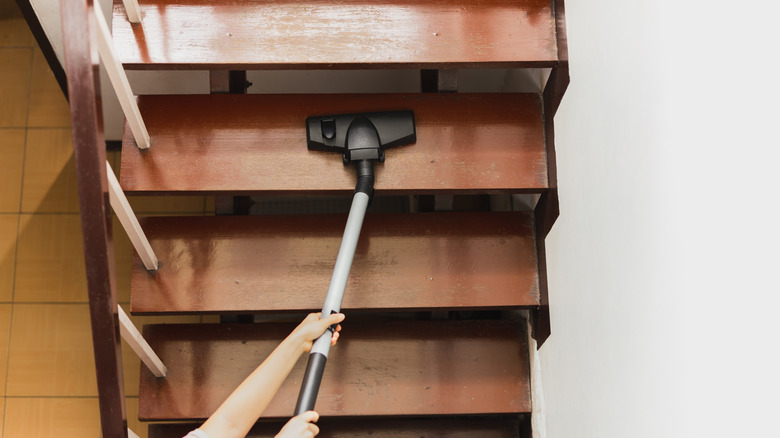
[60,0,130,436]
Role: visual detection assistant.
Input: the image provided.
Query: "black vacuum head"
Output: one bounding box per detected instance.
[306,110,416,164]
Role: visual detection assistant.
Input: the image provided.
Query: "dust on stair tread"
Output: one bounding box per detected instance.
[130,212,541,314]
[112,0,557,69]
[119,93,548,194]
[139,319,531,420]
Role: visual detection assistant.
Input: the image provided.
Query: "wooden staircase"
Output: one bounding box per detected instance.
[62,0,568,436]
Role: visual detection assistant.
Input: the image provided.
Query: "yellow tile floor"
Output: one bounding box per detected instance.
[1,2,213,436]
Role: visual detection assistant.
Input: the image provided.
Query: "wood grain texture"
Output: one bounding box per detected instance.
[139,319,531,420]
[61,0,127,436]
[112,0,557,69]
[119,93,547,194]
[130,212,540,314]
[149,416,522,437]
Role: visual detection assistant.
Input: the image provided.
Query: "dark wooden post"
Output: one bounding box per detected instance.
[60,0,128,436]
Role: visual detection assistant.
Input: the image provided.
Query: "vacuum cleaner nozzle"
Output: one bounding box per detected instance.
[306,110,416,164]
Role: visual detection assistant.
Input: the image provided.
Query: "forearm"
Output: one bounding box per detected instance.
[196,312,344,438]
[200,331,307,438]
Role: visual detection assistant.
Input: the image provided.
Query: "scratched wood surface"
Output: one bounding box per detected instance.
[62,1,128,437]
[130,212,540,314]
[119,93,547,194]
[149,416,523,437]
[139,319,530,420]
[112,0,557,69]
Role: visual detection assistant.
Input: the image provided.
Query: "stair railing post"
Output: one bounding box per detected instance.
[106,161,159,271]
[118,305,168,377]
[93,0,151,149]
[120,0,143,23]
[61,0,129,436]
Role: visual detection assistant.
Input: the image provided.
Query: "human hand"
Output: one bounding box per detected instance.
[291,312,345,353]
[275,411,320,438]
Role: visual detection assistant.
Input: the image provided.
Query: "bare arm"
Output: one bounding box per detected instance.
[199,312,345,438]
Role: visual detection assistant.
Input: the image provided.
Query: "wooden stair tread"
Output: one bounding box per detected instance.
[149,416,522,437]
[119,93,547,194]
[139,319,530,420]
[112,0,557,70]
[131,212,540,314]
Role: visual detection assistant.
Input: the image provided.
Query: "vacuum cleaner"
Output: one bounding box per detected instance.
[294,110,416,415]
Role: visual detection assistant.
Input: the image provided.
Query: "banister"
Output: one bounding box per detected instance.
[60,0,131,436]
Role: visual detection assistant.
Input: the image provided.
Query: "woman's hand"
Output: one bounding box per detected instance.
[291,312,345,353]
[275,411,320,438]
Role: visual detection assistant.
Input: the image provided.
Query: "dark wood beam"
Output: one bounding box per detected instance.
[533,0,571,346]
[60,0,127,436]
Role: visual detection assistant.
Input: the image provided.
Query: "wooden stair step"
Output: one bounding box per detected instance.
[119,93,547,194]
[149,416,523,438]
[131,212,540,314]
[112,0,557,70]
[139,319,530,420]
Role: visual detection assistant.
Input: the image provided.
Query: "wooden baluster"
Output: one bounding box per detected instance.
[118,305,167,377]
[94,0,150,149]
[120,0,143,23]
[106,161,159,271]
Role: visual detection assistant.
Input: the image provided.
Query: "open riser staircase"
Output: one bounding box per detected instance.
[59,0,569,436]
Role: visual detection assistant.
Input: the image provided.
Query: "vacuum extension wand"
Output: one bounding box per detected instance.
[294,161,372,414]
[294,111,416,415]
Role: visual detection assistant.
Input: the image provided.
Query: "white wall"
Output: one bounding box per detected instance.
[541,0,780,436]
[28,0,67,65]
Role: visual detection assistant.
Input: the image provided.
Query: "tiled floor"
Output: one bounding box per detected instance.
[0,2,211,436]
